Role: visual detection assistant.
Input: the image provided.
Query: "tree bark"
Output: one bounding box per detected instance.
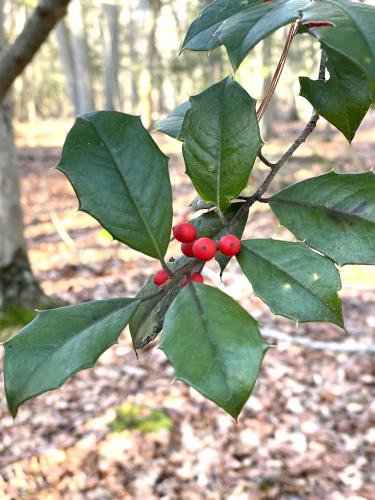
[0,0,71,103]
[55,19,79,115]
[146,0,163,127]
[102,3,121,111]
[0,0,72,315]
[68,0,95,114]
[127,3,139,111]
[0,3,45,314]
[0,101,24,270]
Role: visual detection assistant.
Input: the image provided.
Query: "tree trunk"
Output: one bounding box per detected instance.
[68,0,95,114]
[102,3,121,111]
[146,0,162,127]
[0,0,72,316]
[127,3,138,112]
[55,19,79,115]
[0,9,43,314]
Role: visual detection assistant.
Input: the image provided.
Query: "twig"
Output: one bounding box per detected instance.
[262,328,375,354]
[49,210,75,248]
[140,259,199,303]
[160,259,173,277]
[258,151,275,169]
[257,23,299,121]
[228,51,327,230]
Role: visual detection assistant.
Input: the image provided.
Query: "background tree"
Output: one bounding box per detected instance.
[67,0,95,114]
[0,0,71,316]
[101,3,121,111]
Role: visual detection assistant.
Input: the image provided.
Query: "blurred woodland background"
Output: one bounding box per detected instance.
[7,0,324,127]
[0,1,374,499]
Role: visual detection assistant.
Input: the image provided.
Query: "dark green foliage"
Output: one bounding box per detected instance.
[3,0,375,419]
[160,284,268,419]
[182,77,262,211]
[5,299,137,417]
[237,239,343,326]
[182,0,312,70]
[300,47,371,142]
[269,172,375,266]
[57,112,173,259]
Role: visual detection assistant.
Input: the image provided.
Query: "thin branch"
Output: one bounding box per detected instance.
[228,112,320,229]
[255,112,321,197]
[262,328,375,354]
[160,259,173,277]
[257,22,299,121]
[139,259,199,303]
[258,151,275,169]
[0,0,71,103]
[228,51,327,230]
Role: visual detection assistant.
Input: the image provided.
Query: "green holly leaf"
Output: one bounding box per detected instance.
[190,203,245,237]
[129,278,164,349]
[237,239,343,326]
[129,257,192,350]
[4,299,138,417]
[156,101,191,140]
[182,0,312,70]
[300,46,371,142]
[183,76,262,212]
[160,284,268,419]
[269,172,375,266]
[57,112,173,260]
[301,0,375,83]
[190,196,215,212]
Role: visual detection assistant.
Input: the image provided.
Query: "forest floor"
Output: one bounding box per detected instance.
[0,114,374,500]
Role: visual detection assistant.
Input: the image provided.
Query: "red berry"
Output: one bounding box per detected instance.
[153,269,169,286]
[182,272,204,287]
[193,238,217,261]
[219,235,241,256]
[191,272,204,283]
[181,240,196,257]
[173,222,197,243]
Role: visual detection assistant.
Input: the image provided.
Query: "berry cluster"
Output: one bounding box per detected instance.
[153,222,241,287]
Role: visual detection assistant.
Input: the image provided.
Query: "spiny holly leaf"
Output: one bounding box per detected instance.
[57,112,173,260]
[269,172,375,266]
[183,76,262,212]
[129,257,192,350]
[300,46,371,142]
[131,285,182,350]
[4,299,138,418]
[237,239,343,326]
[129,277,164,349]
[156,101,191,140]
[301,0,375,83]
[190,203,246,238]
[190,195,215,212]
[160,284,268,419]
[182,0,312,70]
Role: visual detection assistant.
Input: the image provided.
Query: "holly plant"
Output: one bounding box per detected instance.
[4,0,375,420]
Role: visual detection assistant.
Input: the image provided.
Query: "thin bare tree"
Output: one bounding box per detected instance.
[0,0,72,315]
